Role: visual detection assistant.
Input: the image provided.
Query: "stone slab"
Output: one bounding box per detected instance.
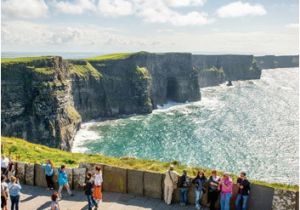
[127,169,144,196]
[25,163,35,186]
[34,164,47,188]
[103,165,127,193]
[249,184,274,210]
[73,168,86,190]
[65,168,74,189]
[16,162,26,184]
[272,189,297,210]
[144,171,162,199]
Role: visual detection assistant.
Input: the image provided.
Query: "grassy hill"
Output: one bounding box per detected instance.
[1,136,298,191]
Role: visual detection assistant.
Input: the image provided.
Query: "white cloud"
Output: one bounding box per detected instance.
[216,1,266,18]
[285,23,299,29]
[98,0,134,16]
[2,0,48,19]
[165,0,206,7]
[55,0,96,14]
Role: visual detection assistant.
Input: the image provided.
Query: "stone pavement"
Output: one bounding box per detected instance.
[7,185,202,210]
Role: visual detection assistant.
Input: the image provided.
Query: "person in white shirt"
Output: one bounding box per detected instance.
[93,166,103,205]
[164,165,179,205]
[1,155,9,175]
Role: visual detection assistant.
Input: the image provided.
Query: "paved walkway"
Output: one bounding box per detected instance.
[7,185,202,210]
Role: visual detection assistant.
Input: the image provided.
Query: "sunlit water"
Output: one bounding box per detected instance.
[72,68,299,185]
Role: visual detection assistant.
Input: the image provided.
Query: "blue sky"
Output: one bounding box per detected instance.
[2,0,299,55]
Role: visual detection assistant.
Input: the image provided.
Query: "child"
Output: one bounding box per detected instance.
[83,172,98,210]
[58,165,73,198]
[51,192,60,210]
[93,166,103,204]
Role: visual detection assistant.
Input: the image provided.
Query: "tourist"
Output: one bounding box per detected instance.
[207,170,220,210]
[235,172,251,210]
[1,155,9,176]
[42,160,55,190]
[1,175,8,210]
[58,165,73,198]
[93,166,103,205]
[164,165,179,205]
[219,172,233,210]
[51,192,60,210]
[178,170,190,206]
[83,172,98,210]
[8,176,21,210]
[192,171,207,210]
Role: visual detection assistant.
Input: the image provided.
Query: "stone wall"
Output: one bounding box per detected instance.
[14,161,298,210]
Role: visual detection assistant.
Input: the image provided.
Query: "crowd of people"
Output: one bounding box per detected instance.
[1,155,250,210]
[164,165,251,210]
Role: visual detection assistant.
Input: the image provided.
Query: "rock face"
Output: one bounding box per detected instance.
[1,57,81,150]
[255,55,299,69]
[193,55,261,87]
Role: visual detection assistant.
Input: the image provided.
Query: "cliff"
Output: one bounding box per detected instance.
[193,55,261,87]
[255,55,299,69]
[1,56,81,150]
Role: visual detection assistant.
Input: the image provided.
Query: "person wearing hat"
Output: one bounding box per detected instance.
[164,165,179,205]
[219,172,233,210]
[235,171,251,210]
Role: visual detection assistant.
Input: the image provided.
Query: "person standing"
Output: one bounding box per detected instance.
[192,171,207,210]
[219,172,233,210]
[1,175,8,210]
[83,172,98,210]
[42,160,55,190]
[207,170,220,210]
[93,166,103,205]
[1,155,9,176]
[58,165,73,198]
[50,192,60,210]
[8,176,21,210]
[178,170,190,206]
[164,165,179,205]
[235,172,251,210]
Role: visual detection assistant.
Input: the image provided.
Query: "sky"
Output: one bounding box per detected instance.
[1,0,299,55]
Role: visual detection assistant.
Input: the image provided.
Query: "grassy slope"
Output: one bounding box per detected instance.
[1,137,298,191]
[69,62,102,79]
[1,56,54,64]
[86,53,135,61]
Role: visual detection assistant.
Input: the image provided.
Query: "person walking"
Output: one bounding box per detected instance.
[207,170,220,210]
[164,165,179,205]
[235,172,251,210]
[93,166,103,205]
[192,171,207,210]
[8,176,21,210]
[83,172,98,210]
[1,175,8,210]
[50,192,60,210]
[57,165,73,198]
[219,172,233,210]
[178,170,190,206]
[42,160,54,190]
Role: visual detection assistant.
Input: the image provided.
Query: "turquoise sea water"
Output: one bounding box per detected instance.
[73,68,299,185]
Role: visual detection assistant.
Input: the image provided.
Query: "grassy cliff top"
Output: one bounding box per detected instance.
[86,52,149,62]
[1,56,54,64]
[1,136,298,191]
[69,62,102,79]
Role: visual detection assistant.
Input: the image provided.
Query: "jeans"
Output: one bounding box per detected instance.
[87,195,98,210]
[220,193,231,210]
[10,195,20,210]
[180,188,188,205]
[195,189,203,209]
[235,194,249,210]
[58,183,72,197]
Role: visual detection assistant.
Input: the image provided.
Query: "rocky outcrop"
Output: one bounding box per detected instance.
[193,55,261,87]
[1,57,81,150]
[255,55,299,69]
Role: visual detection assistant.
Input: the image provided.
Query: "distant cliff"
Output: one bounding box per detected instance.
[255,55,299,69]
[193,55,261,87]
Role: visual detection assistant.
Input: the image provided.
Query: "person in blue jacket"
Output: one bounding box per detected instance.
[58,165,73,198]
[42,160,54,190]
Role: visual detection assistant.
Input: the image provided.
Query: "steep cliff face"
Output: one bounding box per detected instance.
[197,67,225,88]
[255,55,299,69]
[1,57,81,150]
[193,55,261,87]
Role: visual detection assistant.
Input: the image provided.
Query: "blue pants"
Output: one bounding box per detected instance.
[86,195,97,210]
[180,188,188,205]
[220,193,231,210]
[235,194,249,210]
[195,190,203,209]
[10,195,20,210]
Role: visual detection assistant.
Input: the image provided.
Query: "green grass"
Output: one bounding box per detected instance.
[66,105,81,121]
[1,56,53,64]
[86,53,136,62]
[135,66,151,79]
[201,67,224,74]
[69,62,102,79]
[31,67,55,75]
[1,137,298,191]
